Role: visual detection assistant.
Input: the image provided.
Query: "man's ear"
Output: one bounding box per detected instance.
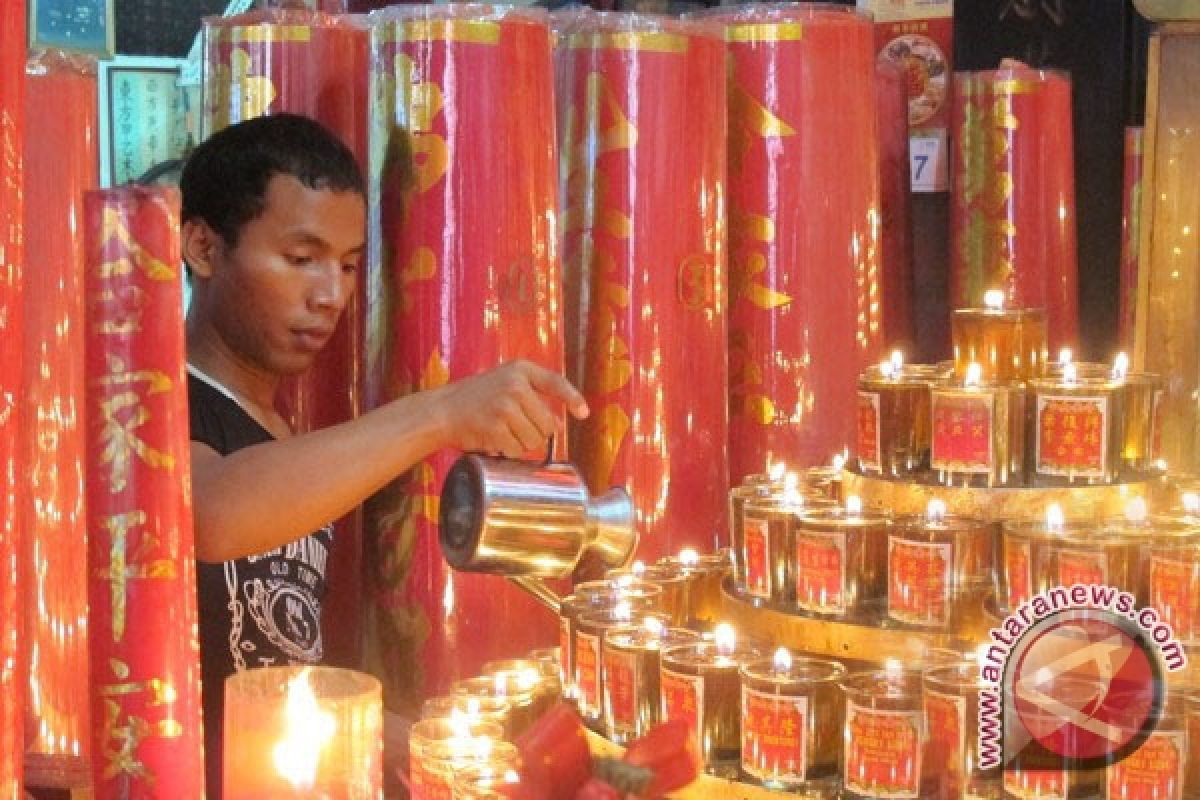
[182,219,220,279]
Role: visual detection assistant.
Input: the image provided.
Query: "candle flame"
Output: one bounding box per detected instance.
[975,645,990,671]
[272,669,337,790]
[643,617,666,637]
[833,449,848,471]
[516,669,540,692]
[845,495,864,515]
[773,647,792,672]
[678,548,699,567]
[614,600,633,621]
[880,358,897,380]
[983,289,1005,310]
[1155,459,1169,472]
[1125,497,1148,523]
[493,672,508,696]
[1046,503,1065,532]
[926,498,948,521]
[890,349,905,372]
[613,573,636,588]
[883,658,904,681]
[464,698,481,717]
[768,460,786,482]
[1058,347,1073,366]
[714,623,737,655]
[783,471,800,494]
[965,362,983,387]
[1184,492,1200,515]
[782,485,805,508]
[1113,352,1130,380]
[1063,362,1077,384]
[632,560,646,576]
[504,769,521,784]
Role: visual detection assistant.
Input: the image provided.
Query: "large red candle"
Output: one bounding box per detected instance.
[876,57,914,349]
[950,64,1079,349]
[707,4,884,480]
[21,51,97,788]
[1118,126,1144,350]
[203,9,370,667]
[557,12,729,559]
[363,6,564,707]
[0,2,26,796]
[83,187,205,798]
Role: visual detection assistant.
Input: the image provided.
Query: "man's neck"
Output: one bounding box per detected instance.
[185,318,280,414]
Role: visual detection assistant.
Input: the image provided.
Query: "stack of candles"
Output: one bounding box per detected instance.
[409,716,516,800]
[557,579,662,705]
[574,603,671,731]
[856,351,936,478]
[601,617,700,744]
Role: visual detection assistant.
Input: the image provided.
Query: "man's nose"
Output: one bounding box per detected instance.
[308,261,350,311]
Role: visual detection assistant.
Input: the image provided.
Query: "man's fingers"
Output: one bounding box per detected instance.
[505,406,546,453]
[514,390,559,442]
[522,363,589,419]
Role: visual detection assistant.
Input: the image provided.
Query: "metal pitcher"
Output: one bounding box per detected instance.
[438,449,636,613]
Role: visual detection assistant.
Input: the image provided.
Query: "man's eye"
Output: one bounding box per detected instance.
[342,260,360,275]
[286,254,313,266]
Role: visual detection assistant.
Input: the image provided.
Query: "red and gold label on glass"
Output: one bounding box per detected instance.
[931,391,994,473]
[575,631,601,716]
[1057,549,1108,588]
[603,648,638,736]
[844,703,921,798]
[794,530,847,614]
[1035,395,1108,477]
[1005,537,1033,609]
[1004,766,1067,800]
[1151,388,1165,461]
[887,537,952,627]
[743,515,771,600]
[741,686,807,783]
[857,390,882,473]
[661,668,704,756]
[924,690,965,797]
[410,760,453,800]
[1106,731,1184,800]
[1149,556,1200,645]
[558,616,571,685]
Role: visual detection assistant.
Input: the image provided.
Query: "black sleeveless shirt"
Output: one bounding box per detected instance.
[188,370,333,798]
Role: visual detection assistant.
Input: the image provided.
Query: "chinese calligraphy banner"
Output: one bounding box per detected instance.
[363,5,564,709]
[21,50,98,789]
[0,1,25,795]
[556,11,729,559]
[702,4,884,479]
[950,64,1079,350]
[203,9,370,668]
[83,187,204,798]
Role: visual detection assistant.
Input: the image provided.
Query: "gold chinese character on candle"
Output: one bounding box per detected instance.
[602,617,700,744]
[1028,362,1123,486]
[741,485,823,605]
[739,648,844,792]
[931,363,1026,488]
[792,496,889,621]
[857,352,934,477]
[840,665,923,799]
[951,290,1047,382]
[574,605,670,731]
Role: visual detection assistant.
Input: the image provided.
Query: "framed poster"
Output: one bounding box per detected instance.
[98,56,194,187]
[28,0,114,58]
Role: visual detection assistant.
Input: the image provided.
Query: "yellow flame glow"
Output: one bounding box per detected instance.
[965,363,983,388]
[1046,503,1065,532]
[272,669,337,790]
[1184,492,1200,515]
[768,460,786,482]
[1058,347,1073,366]
[1125,497,1148,523]
[926,498,948,521]
[714,623,737,655]
[678,548,699,567]
[1113,352,1130,380]
[983,289,1005,310]
[845,495,864,515]
[773,647,792,672]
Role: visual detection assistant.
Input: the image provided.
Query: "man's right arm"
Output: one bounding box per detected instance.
[190,360,588,562]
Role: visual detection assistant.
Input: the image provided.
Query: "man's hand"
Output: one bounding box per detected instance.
[432,360,589,458]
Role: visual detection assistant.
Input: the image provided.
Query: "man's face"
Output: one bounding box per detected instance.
[204,173,366,376]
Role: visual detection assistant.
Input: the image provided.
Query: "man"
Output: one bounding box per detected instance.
[181,113,587,794]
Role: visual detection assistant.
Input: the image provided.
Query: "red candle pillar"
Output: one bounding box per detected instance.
[363,6,564,708]
[21,51,97,788]
[83,187,205,798]
[557,13,729,560]
[0,2,26,797]
[876,58,915,350]
[203,9,370,667]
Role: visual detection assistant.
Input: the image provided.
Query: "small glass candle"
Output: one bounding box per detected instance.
[1002,675,1105,798]
[558,580,662,702]
[481,659,559,720]
[792,497,890,621]
[739,648,845,792]
[602,618,701,744]
[888,501,994,631]
[409,717,512,800]
[1105,688,1187,800]
[660,625,761,776]
[931,363,1026,488]
[607,562,692,626]
[922,661,1001,799]
[1028,364,1123,486]
[731,464,788,584]
[951,292,1047,382]
[421,695,512,736]
[574,607,670,730]
[840,667,924,800]
[1185,688,1200,797]
[453,672,541,739]
[452,764,526,800]
[1143,518,1200,647]
[658,548,734,625]
[741,490,809,604]
[1036,522,1140,601]
[856,354,935,477]
[223,666,382,800]
[1000,505,1094,610]
[1118,369,1166,477]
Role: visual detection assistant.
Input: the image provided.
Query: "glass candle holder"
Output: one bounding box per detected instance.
[658,549,734,625]
[951,304,1047,382]
[453,673,540,739]
[1143,519,1200,648]
[607,563,693,627]
[1035,526,1141,596]
[741,494,807,604]
[802,464,845,503]
[1002,675,1105,798]
[602,621,701,744]
[558,580,662,702]
[421,695,513,737]
[409,717,512,800]
[922,661,1001,799]
[792,503,890,621]
[223,666,382,800]
[452,763,526,800]
[1185,688,1200,797]
[1105,688,1187,800]
[660,638,762,776]
[1028,371,1123,486]
[931,369,1026,488]
[481,659,559,721]
[1119,371,1166,476]
[840,668,924,800]
[888,506,995,631]
[739,650,845,792]
[574,608,670,730]
[857,363,935,477]
[1000,510,1096,610]
[730,473,786,585]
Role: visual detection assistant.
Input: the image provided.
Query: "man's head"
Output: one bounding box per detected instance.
[181,113,366,377]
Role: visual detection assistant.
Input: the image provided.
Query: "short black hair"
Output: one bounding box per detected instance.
[181,113,365,247]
